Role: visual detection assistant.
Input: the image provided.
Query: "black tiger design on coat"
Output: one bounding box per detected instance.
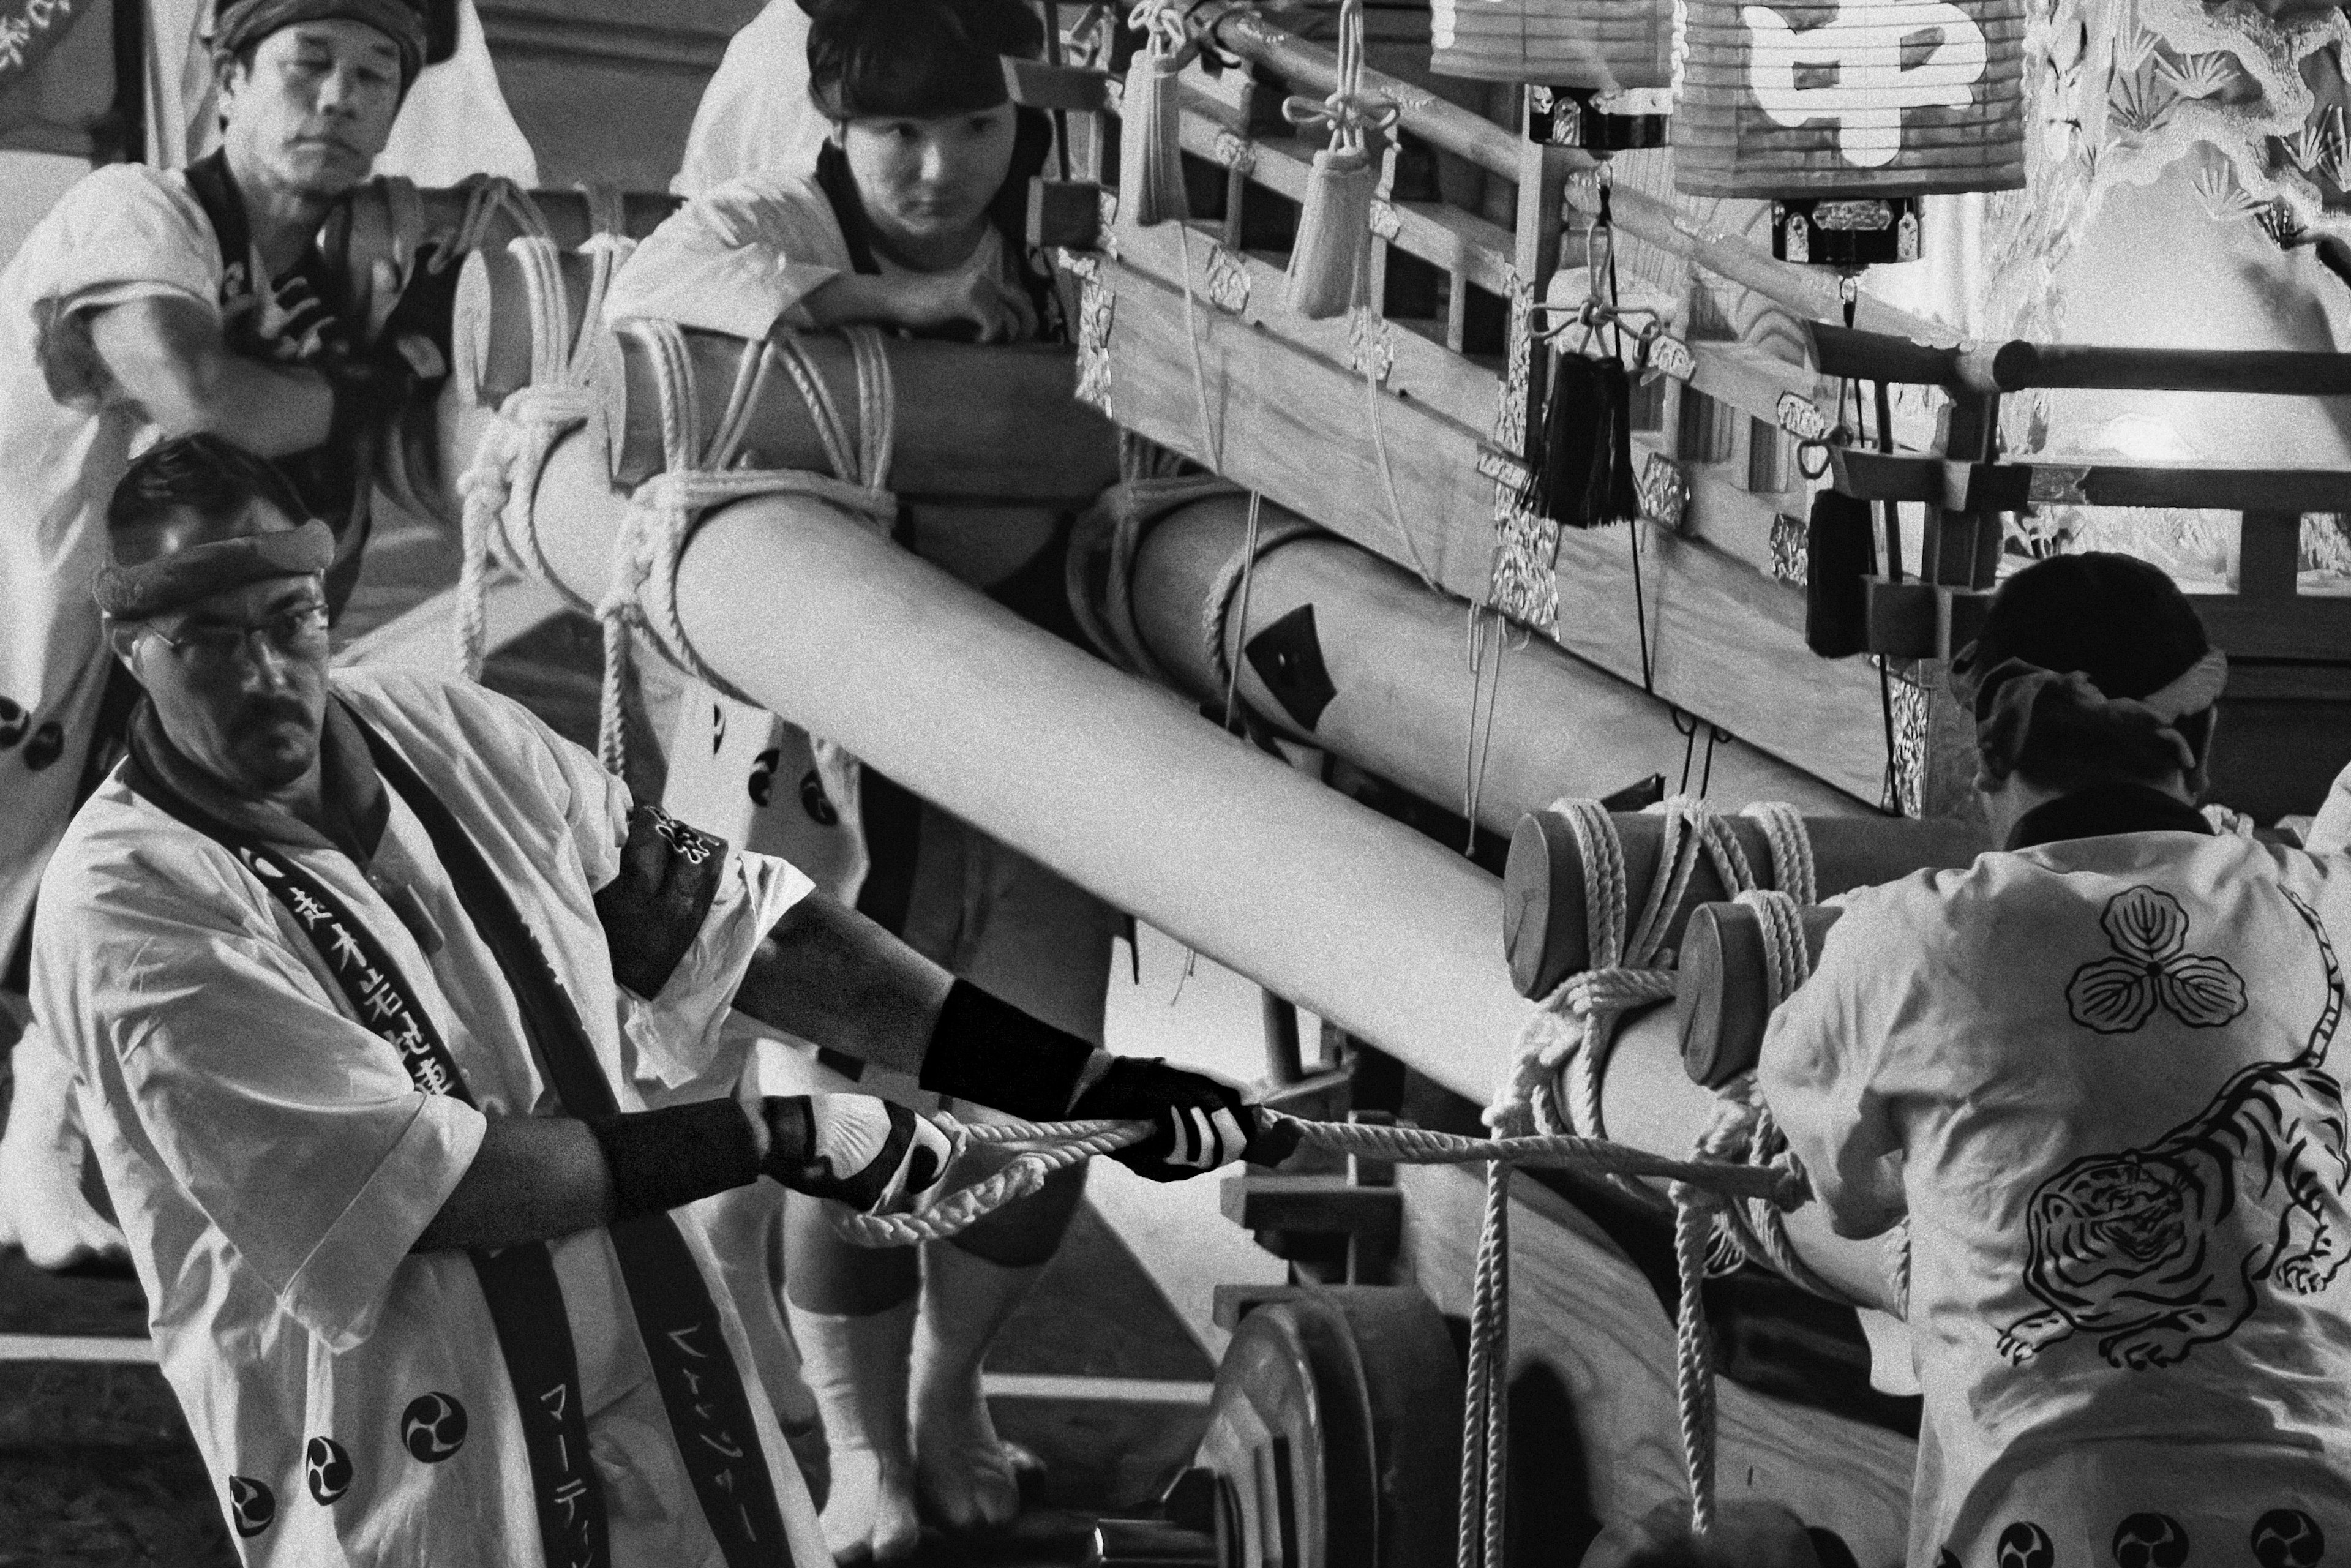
[1998,884,2351,1371]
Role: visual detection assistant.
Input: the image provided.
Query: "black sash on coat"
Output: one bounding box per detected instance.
[124,708,795,1567]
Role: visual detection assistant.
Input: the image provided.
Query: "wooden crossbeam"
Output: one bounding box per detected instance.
[1811,323,2351,399]
[1829,449,2351,516]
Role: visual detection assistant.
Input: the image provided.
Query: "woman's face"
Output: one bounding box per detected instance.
[840,103,1019,257]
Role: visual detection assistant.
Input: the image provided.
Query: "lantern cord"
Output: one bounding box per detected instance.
[1043,0,1073,184]
[1629,510,1655,695]
[1879,656,1903,817]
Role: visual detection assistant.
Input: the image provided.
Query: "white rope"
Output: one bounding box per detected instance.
[1743,801,1817,906]
[828,1109,1806,1250]
[454,232,637,677]
[593,318,898,775]
[435,176,552,274]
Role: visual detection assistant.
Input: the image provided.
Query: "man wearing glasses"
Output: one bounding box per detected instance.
[36,433,1261,1564]
[0,0,440,1271]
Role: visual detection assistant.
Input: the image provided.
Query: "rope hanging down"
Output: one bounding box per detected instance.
[592,318,898,775]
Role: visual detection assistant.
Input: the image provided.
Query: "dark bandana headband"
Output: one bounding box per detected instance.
[1950,648,2230,788]
[94,518,336,620]
[212,0,427,86]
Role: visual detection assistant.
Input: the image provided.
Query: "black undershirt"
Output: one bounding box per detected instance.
[2005,781,2213,850]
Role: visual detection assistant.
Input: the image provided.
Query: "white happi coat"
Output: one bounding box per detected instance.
[33,670,827,1567]
[1762,816,2351,1564]
[672,0,825,199]
[0,163,234,966]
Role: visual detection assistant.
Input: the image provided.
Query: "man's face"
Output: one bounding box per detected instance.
[121,552,332,799]
[218,21,401,201]
[840,104,1019,255]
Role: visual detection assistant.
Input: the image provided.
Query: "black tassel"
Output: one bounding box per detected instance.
[1804,490,1878,657]
[1526,354,1642,528]
[1532,356,1596,526]
[1594,358,1638,526]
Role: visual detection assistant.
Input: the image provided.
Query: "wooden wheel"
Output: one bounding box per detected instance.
[1179,1286,1463,1568]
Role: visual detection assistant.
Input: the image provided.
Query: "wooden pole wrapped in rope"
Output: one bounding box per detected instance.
[1504,800,1981,999]
[1280,0,1397,319]
[452,236,636,679]
[591,318,899,775]
[1120,0,1194,225]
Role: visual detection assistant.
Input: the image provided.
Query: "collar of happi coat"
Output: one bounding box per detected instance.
[2005,781,2213,851]
[122,692,388,868]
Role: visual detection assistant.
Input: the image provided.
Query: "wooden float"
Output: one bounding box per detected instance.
[428,7,2351,1551]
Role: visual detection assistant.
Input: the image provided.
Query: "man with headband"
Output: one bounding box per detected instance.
[1758,553,2351,1556]
[34,433,1263,1565]
[0,0,434,1270]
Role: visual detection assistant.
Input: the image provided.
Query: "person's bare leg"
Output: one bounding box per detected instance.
[912,1161,1086,1529]
[785,1188,923,1564]
[693,1182,830,1509]
[0,1008,126,1270]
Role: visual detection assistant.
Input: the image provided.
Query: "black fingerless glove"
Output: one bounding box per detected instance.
[1071,1057,1278,1182]
[584,1098,761,1223]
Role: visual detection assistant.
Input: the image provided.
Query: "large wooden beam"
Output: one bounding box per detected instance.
[520,426,1537,1106]
[1122,494,1861,835]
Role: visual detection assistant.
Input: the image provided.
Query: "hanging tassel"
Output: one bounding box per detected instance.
[1119,2,1191,227]
[1281,0,1396,319]
[1526,352,1602,525]
[1592,358,1638,527]
[1803,489,1878,657]
[1286,146,1376,317]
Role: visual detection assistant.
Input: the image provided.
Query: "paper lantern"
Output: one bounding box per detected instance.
[1676,0,2027,261]
[1429,0,1676,91]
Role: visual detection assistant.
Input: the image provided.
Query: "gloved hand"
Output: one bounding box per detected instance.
[757,1094,957,1214]
[1069,1057,1281,1182]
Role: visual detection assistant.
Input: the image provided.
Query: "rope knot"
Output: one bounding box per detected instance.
[1125,0,1190,54]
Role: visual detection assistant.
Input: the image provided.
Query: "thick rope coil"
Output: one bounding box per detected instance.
[1491,797,1761,1148]
[453,231,636,677]
[1743,801,1817,907]
[436,175,551,272]
[594,318,898,775]
[1692,891,1840,1297]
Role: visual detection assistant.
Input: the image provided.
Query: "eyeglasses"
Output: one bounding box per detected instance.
[144,603,331,664]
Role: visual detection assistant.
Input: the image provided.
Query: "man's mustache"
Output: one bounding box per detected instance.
[236,698,312,733]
